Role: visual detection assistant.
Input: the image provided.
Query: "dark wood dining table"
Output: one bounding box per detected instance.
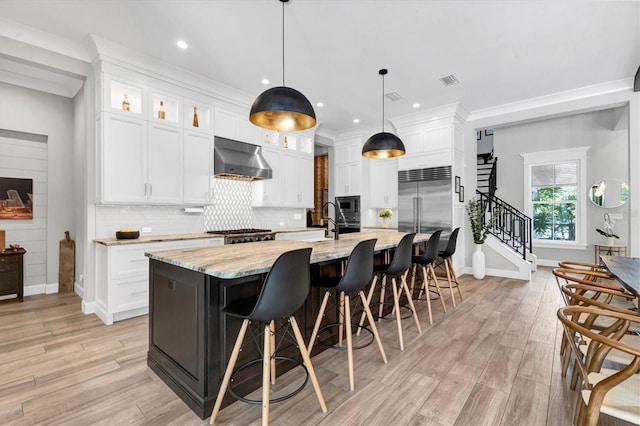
[600,255,640,299]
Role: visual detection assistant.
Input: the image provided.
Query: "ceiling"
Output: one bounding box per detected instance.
[0,0,638,135]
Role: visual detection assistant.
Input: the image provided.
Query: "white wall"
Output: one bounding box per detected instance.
[0,82,75,291]
[494,108,628,264]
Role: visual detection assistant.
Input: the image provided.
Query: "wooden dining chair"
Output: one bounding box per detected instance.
[557,305,640,426]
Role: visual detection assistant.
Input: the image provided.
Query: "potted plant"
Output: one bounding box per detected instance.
[466,198,499,279]
[379,209,393,227]
[596,213,619,246]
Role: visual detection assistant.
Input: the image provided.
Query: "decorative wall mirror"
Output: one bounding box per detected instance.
[588,179,629,208]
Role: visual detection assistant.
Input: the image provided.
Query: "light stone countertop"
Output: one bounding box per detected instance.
[146,231,430,279]
[94,228,322,246]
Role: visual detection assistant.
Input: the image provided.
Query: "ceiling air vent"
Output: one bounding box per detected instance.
[439,74,459,86]
[385,92,403,101]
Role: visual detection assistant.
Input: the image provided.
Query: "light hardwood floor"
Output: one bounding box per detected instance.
[0,267,630,425]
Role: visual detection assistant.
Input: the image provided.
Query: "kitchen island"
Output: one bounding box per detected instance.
[145,231,429,419]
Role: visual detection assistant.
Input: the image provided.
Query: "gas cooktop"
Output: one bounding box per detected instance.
[206,228,272,235]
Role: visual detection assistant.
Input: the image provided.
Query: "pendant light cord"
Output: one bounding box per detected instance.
[381,72,385,132]
[282,0,285,86]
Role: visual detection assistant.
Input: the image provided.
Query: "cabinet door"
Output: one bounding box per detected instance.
[214,108,240,139]
[102,113,147,203]
[299,154,314,207]
[280,150,300,206]
[335,163,349,196]
[369,160,387,207]
[239,118,262,145]
[184,131,213,205]
[348,162,362,196]
[147,124,183,204]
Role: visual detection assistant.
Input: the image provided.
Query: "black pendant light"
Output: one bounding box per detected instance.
[362,69,406,158]
[249,0,316,131]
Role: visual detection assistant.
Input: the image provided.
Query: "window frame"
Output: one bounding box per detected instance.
[521,147,589,250]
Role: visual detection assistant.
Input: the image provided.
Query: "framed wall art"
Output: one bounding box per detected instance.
[0,177,33,220]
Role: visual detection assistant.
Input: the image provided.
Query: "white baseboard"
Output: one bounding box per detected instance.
[81,300,96,314]
[74,282,84,298]
[462,266,531,281]
[23,282,59,296]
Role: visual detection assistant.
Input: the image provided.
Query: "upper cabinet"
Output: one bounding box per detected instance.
[334,141,362,196]
[97,71,213,205]
[214,107,262,145]
[369,158,398,208]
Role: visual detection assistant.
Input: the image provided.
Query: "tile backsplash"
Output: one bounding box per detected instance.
[204,179,252,231]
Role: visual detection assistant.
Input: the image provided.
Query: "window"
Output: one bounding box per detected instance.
[522,147,589,248]
[531,162,577,241]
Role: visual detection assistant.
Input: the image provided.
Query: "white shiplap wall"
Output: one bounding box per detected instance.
[0,134,48,289]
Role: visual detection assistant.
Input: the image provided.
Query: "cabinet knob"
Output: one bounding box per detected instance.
[167,279,176,290]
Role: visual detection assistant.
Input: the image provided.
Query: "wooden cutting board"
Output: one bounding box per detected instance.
[59,231,75,293]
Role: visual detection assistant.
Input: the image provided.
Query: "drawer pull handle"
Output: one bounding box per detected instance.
[130,290,147,296]
[130,259,147,263]
[167,279,176,290]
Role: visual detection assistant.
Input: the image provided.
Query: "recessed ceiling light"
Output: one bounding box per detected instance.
[413,103,420,108]
[261,78,270,85]
[353,118,360,123]
[316,102,324,107]
[176,40,188,49]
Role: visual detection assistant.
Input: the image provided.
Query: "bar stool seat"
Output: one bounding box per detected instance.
[307,239,387,391]
[358,233,421,351]
[410,230,447,324]
[209,248,326,425]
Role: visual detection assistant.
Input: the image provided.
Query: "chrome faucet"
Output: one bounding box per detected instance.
[323,201,341,240]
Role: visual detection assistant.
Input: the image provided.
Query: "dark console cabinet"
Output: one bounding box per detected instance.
[0,248,25,302]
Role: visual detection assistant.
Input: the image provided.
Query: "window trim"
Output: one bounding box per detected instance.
[521,147,589,249]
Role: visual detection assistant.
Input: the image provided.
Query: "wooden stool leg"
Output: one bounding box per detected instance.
[429,263,447,314]
[359,291,387,364]
[410,264,417,295]
[448,258,463,300]
[338,291,345,347]
[422,266,433,324]
[391,277,404,351]
[344,293,354,391]
[443,258,457,308]
[262,323,271,426]
[401,274,422,334]
[378,275,387,322]
[209,319,250,425]
[270,321,276,385]
[308,291,331,354]
[289,316,327,413]
[357,274,378,336]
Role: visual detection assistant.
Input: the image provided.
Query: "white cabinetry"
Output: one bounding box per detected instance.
[183,131,214,205]
[214,107,262,145]
[252,131,314,208]
[95,238,223,325]
[335,142,362,196]
[101,116,183,204]
[369,159,398,208]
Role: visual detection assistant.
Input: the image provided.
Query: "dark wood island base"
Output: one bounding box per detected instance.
[145,232,430,419]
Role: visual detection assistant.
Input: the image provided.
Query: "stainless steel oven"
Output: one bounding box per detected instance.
[336,195,361,233]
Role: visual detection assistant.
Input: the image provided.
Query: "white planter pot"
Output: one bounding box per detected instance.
[382,217,389,228]
[606,236,615,246]
[472,243,486,279]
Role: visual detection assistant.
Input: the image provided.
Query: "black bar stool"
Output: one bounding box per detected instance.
[358,233,421,351]
[435,227,462,308]
[410,230,447,324]
[307,239,387,391]
[209,248,326,425]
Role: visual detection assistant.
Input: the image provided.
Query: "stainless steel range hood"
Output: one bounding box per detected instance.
[213,136,272,181]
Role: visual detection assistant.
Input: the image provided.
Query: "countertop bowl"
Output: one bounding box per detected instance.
[116,230,140,240]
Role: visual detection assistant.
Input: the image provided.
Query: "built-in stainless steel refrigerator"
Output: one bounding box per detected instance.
[398,166,452,235]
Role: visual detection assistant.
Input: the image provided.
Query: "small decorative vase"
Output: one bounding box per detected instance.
[606,236,615,246]
[382,217,389,228]
[472,243,486,279]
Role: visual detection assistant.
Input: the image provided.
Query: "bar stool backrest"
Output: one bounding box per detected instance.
[386,233,417,276]
[440,227,460,258]
[249,248,313,322]
[417,230,442,264]
[337,239,377,293]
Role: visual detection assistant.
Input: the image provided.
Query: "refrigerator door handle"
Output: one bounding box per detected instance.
[417,197,422,232]
[413,197,420,232]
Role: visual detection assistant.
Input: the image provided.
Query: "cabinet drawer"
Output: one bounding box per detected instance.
[111,276,148,313]
[0,271,20,291]
[110,246,149,277]
[0,263,20,273]
[0,255,20,268]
